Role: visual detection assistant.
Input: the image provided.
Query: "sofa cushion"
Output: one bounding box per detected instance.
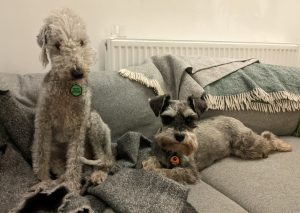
[0,71,161,141]
[188,181,247,213]
[89,71,160,141]
[200,136,300,213]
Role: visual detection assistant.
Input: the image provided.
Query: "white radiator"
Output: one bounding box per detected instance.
[105,39,300,71]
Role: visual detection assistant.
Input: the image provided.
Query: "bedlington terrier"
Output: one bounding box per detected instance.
[32,8,113,192]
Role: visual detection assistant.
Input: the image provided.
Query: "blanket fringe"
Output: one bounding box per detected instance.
[119,69,165,95]
[118,69,300,113]
[204,88,300,113]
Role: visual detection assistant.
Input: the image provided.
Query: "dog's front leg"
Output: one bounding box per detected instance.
[32,120,52,181]
[64,125,86,193]
[87,111,113,168]
[86,111,113,185]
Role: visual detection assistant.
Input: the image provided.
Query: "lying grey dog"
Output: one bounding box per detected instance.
[143,94,292,184]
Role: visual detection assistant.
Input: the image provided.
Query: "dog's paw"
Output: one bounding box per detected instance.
[142,156,162,171]
[30,179,56,192]
[90,170,108,185]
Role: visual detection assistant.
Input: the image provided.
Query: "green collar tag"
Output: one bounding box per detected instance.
[70,84,82,97]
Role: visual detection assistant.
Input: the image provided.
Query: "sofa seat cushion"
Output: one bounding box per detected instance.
[200,136,300,213]
[188,181,247,213]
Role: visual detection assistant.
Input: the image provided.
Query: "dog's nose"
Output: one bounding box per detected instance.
[174,133,185,142]
[71,68,83,79]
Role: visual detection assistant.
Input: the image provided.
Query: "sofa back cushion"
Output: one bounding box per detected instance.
[0,71,160,141]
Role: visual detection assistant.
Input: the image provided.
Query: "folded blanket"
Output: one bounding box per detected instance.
[119,55,300,114]
[119,54,257,99]
[204,63,300,113]
[0,91,194,213]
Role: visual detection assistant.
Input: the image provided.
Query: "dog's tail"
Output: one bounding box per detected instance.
[261,131,292,152]
[80,157,113,168]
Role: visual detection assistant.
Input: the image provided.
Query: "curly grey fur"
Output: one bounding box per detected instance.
[32,8,113,192]
[143,95,292,184]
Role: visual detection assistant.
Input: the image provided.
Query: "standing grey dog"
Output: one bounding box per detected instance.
[32,9,113,192]
[143,95,292,184]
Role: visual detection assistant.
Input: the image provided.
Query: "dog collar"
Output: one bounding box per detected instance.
[70,84,82,97]
[162,149,190,168]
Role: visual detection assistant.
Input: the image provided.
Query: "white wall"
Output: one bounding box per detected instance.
[1,0,300,74]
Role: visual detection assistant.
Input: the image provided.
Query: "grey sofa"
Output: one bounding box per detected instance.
[0,71,299,213]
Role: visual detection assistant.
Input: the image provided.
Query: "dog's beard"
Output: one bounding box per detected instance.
[154,131,198,156]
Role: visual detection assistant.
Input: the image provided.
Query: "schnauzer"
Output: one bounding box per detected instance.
[143,94,292,184]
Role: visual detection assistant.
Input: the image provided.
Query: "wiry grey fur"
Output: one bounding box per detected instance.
[32,8,113,192]
[143,95,292,184]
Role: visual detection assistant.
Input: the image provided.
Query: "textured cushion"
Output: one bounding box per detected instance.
[200,136,300,213]
[89,71,160,141]
[188,181,247,213]
[0,71,160,141]
[0,122,37,212]
[0,91,34,162]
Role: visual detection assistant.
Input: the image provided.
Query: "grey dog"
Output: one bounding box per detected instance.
[32,9,113,192]
[143,94,292,184]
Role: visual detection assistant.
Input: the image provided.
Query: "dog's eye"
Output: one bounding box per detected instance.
[185,116,196,127]
[185,116,194,123]
[54,41,61,50]
[161,115,174,125]
[80,40,85,46]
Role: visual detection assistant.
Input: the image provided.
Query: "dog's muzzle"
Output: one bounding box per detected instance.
[71,68,84,79]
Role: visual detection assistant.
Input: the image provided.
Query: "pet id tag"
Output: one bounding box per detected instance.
[168,153,189,168]
[70,84,82,97]
[169,155,181,167]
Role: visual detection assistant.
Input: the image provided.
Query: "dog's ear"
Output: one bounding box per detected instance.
[187,95,207,117]
[37,25,50,67]
[149,94,171,117]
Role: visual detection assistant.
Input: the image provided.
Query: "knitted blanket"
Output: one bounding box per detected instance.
[0,90,194,213]
[119,54,258,99]
[119,55,300,114]
[204,63,300,113]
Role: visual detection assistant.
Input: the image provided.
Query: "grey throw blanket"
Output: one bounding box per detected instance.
[0,91,194,213]
[119,54,258,100]
[119,54,300,114]
[204,63,300,113]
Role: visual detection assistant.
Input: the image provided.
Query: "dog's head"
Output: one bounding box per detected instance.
[37,8,95,81]
[149,94,207,156]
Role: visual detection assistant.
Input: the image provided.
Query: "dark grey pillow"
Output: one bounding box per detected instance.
[0,91,37,212]
[0,90,34,162]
